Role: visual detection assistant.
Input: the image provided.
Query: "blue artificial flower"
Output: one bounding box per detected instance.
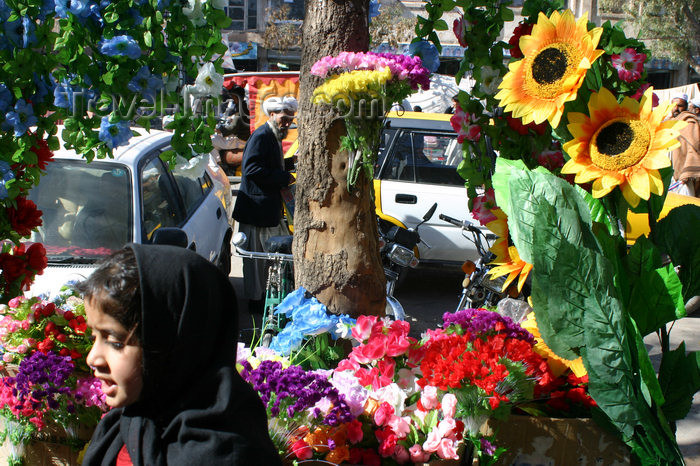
[128,66,163,99]
[99,116,132,149]
[0,0,11,21]
[409,40,440,73]
[53,79,74,109]
[4,16,37,49]
[5,100,37,137]
[269,325,305,356]
[54,0,89,18]
[128,8,143,25]
[87,2,104,26]
[369,0,380,21]
[0,84,12,113]
[156,0,169,10]
[0,160,15,200]
[99,35,141,59]
[32,73,51,105]
[38,0,56,19]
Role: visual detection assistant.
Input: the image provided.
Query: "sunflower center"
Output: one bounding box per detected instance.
[532,48,568,84]
[523,42,581,100]
[590,118,651,171]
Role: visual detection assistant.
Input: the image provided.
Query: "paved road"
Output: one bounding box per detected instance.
[227,206,700,463]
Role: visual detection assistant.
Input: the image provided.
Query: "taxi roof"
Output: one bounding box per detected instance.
[385,111,454,131]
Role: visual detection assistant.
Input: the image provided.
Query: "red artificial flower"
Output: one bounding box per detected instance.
[70,350,82,359]
[30,138,54,170]
[26,243,47,274]
[0,252,28,290]
[375,428,398,458]
[69,316,87,334]
[37,337,54,353]
[346,419,363,444]
[506,112,548,136]
[7,197,43,238]
[290,438,313,460]
[508,21,533,59]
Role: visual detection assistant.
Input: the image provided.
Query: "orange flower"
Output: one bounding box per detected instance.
[326,445,351,464]
[487,245,533,293]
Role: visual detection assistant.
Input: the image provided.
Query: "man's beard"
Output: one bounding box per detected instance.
[269,118,289,139]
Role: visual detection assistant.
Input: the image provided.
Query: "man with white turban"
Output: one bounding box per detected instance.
[671,93,688,118]
[233,95,297,314]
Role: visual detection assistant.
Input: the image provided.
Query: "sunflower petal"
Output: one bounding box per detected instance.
[621,182,641,207]
[648,169,664,195]
[628,168,651,200]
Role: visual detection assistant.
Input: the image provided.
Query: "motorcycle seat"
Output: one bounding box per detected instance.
[265,235,293,254]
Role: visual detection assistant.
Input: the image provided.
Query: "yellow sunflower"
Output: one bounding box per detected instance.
[561,87,686,207]
[488,245,533,293]
[496,10,604,128]
[521,312,587,377]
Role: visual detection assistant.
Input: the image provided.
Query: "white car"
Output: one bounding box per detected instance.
[374,112,487,266]
[28,128,233,296]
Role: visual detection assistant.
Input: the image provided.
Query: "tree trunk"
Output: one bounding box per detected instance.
[293,0,386,317]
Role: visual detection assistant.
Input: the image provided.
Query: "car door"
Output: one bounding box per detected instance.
[378,129,483,264]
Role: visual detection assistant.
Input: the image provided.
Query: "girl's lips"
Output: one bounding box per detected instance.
[99,378,117,396]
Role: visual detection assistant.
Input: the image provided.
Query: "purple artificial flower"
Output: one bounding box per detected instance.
[480,437,496,456]
[240,360,354,426]
[442,308,534,343]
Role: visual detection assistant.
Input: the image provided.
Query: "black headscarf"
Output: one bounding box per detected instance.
[82,244,281,465]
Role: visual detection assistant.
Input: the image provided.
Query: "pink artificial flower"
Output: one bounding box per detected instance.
[374,401,395,427]
[437,438,460,460]
[20,320,30,330]
[409,444,431,463]
[16,344,28,354]
[450,104,481,143]
[536,149,565,171]
[8,297,22,308]
[441,393,457,419]
[393,445,411,464]
[3,354,13,363]
[437,418,458,439]
[388,415,411,439]
[471,188,498,226]
[632,83,659,107]
[351,315,377,342]
[453,16,469,47]
[422,428,442,453]
[354,333,387,363]
[396,368,418,392]
[420,385,439,410]
[611,48,646,83]
[385,332,410,357]
[336,358,360,372]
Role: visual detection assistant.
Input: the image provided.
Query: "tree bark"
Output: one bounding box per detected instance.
[293,0,386,317]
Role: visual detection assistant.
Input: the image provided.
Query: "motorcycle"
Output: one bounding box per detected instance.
[378,203,437,320]
[439,213,523,310]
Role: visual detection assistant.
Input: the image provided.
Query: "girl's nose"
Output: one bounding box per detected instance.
[86,344,104,373]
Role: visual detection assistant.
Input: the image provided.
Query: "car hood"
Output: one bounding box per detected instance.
[28,264,96,299]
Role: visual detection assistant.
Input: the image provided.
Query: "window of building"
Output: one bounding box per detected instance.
[226,0,258,30]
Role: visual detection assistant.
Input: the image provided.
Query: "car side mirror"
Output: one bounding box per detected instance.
[152,227,188,248]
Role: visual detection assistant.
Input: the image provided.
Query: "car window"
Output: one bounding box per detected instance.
[141,157,182,240]
[374,128,397,177]
[27,161,132,258]
[170,154,213,216]
[383,130,464,186]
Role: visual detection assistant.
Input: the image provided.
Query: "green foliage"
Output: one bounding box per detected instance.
[493,159,685,464]
[654,205,700,300]
[658,342,700,422]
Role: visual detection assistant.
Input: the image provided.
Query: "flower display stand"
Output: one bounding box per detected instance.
[480,415,630,465]
[0,419,93,466]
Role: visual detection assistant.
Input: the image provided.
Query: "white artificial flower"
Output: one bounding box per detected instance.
[480,66,502,95]
[183,0,206,27]
[194,62,224,97]
[374,382,407,415]
[205,0,227,9]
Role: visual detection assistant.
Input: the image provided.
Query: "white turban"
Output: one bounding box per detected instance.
[690,97,700,108]
[262,96,298,116]
[672,93,688,102]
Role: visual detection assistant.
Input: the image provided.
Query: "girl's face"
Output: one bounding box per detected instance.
[85,299,143,408]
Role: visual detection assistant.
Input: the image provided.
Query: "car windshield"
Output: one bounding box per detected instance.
[27,160,132,261]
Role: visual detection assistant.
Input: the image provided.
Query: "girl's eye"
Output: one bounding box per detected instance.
[109,341,125,350]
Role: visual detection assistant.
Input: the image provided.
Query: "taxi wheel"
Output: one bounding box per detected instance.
[218,240,231,276]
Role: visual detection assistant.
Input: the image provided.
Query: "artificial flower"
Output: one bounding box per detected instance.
[193,62,224,97]
[5,100,38,138]
[520,312,587,378]
[453,15,470,48]
[496,10,604,128]
[7,197,42,237]
[409,40,440,73]
[450,103,481,143]
[610,48,646,83]
[98,35,141,59]
[312,68,393,106]
[0,160,15,199]
[183,0,206,27]
[631,83,659,107]
[4,16,37,49]
[98,116,132,149]
[561,87,685,206]
[0,83,12,113]
[30,138,55,170]
[478,66,502,96]
[536,148,565,171]
[128,66,163,99]
[470,188,498,226]
[508,21,533,59]
[54,0,90,18]
[487,245,532,293]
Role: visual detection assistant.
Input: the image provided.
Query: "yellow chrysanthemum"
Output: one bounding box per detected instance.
[521,312,587,378]
[312,67,392,105]
[496,10,604,128]
[488,245,533,293]
[561,87,686,207]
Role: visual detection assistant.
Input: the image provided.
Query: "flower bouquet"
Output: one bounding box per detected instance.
[310,51,432,188]
[0,287,106,465]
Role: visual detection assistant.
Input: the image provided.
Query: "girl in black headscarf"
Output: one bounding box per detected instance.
[78,244,281,465]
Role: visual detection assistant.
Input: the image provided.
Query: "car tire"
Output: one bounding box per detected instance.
[218,239,231,276]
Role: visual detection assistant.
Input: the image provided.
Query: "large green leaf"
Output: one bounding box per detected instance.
[655,205,700,300]
[658,342,700,422]
[624,237,685,336]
